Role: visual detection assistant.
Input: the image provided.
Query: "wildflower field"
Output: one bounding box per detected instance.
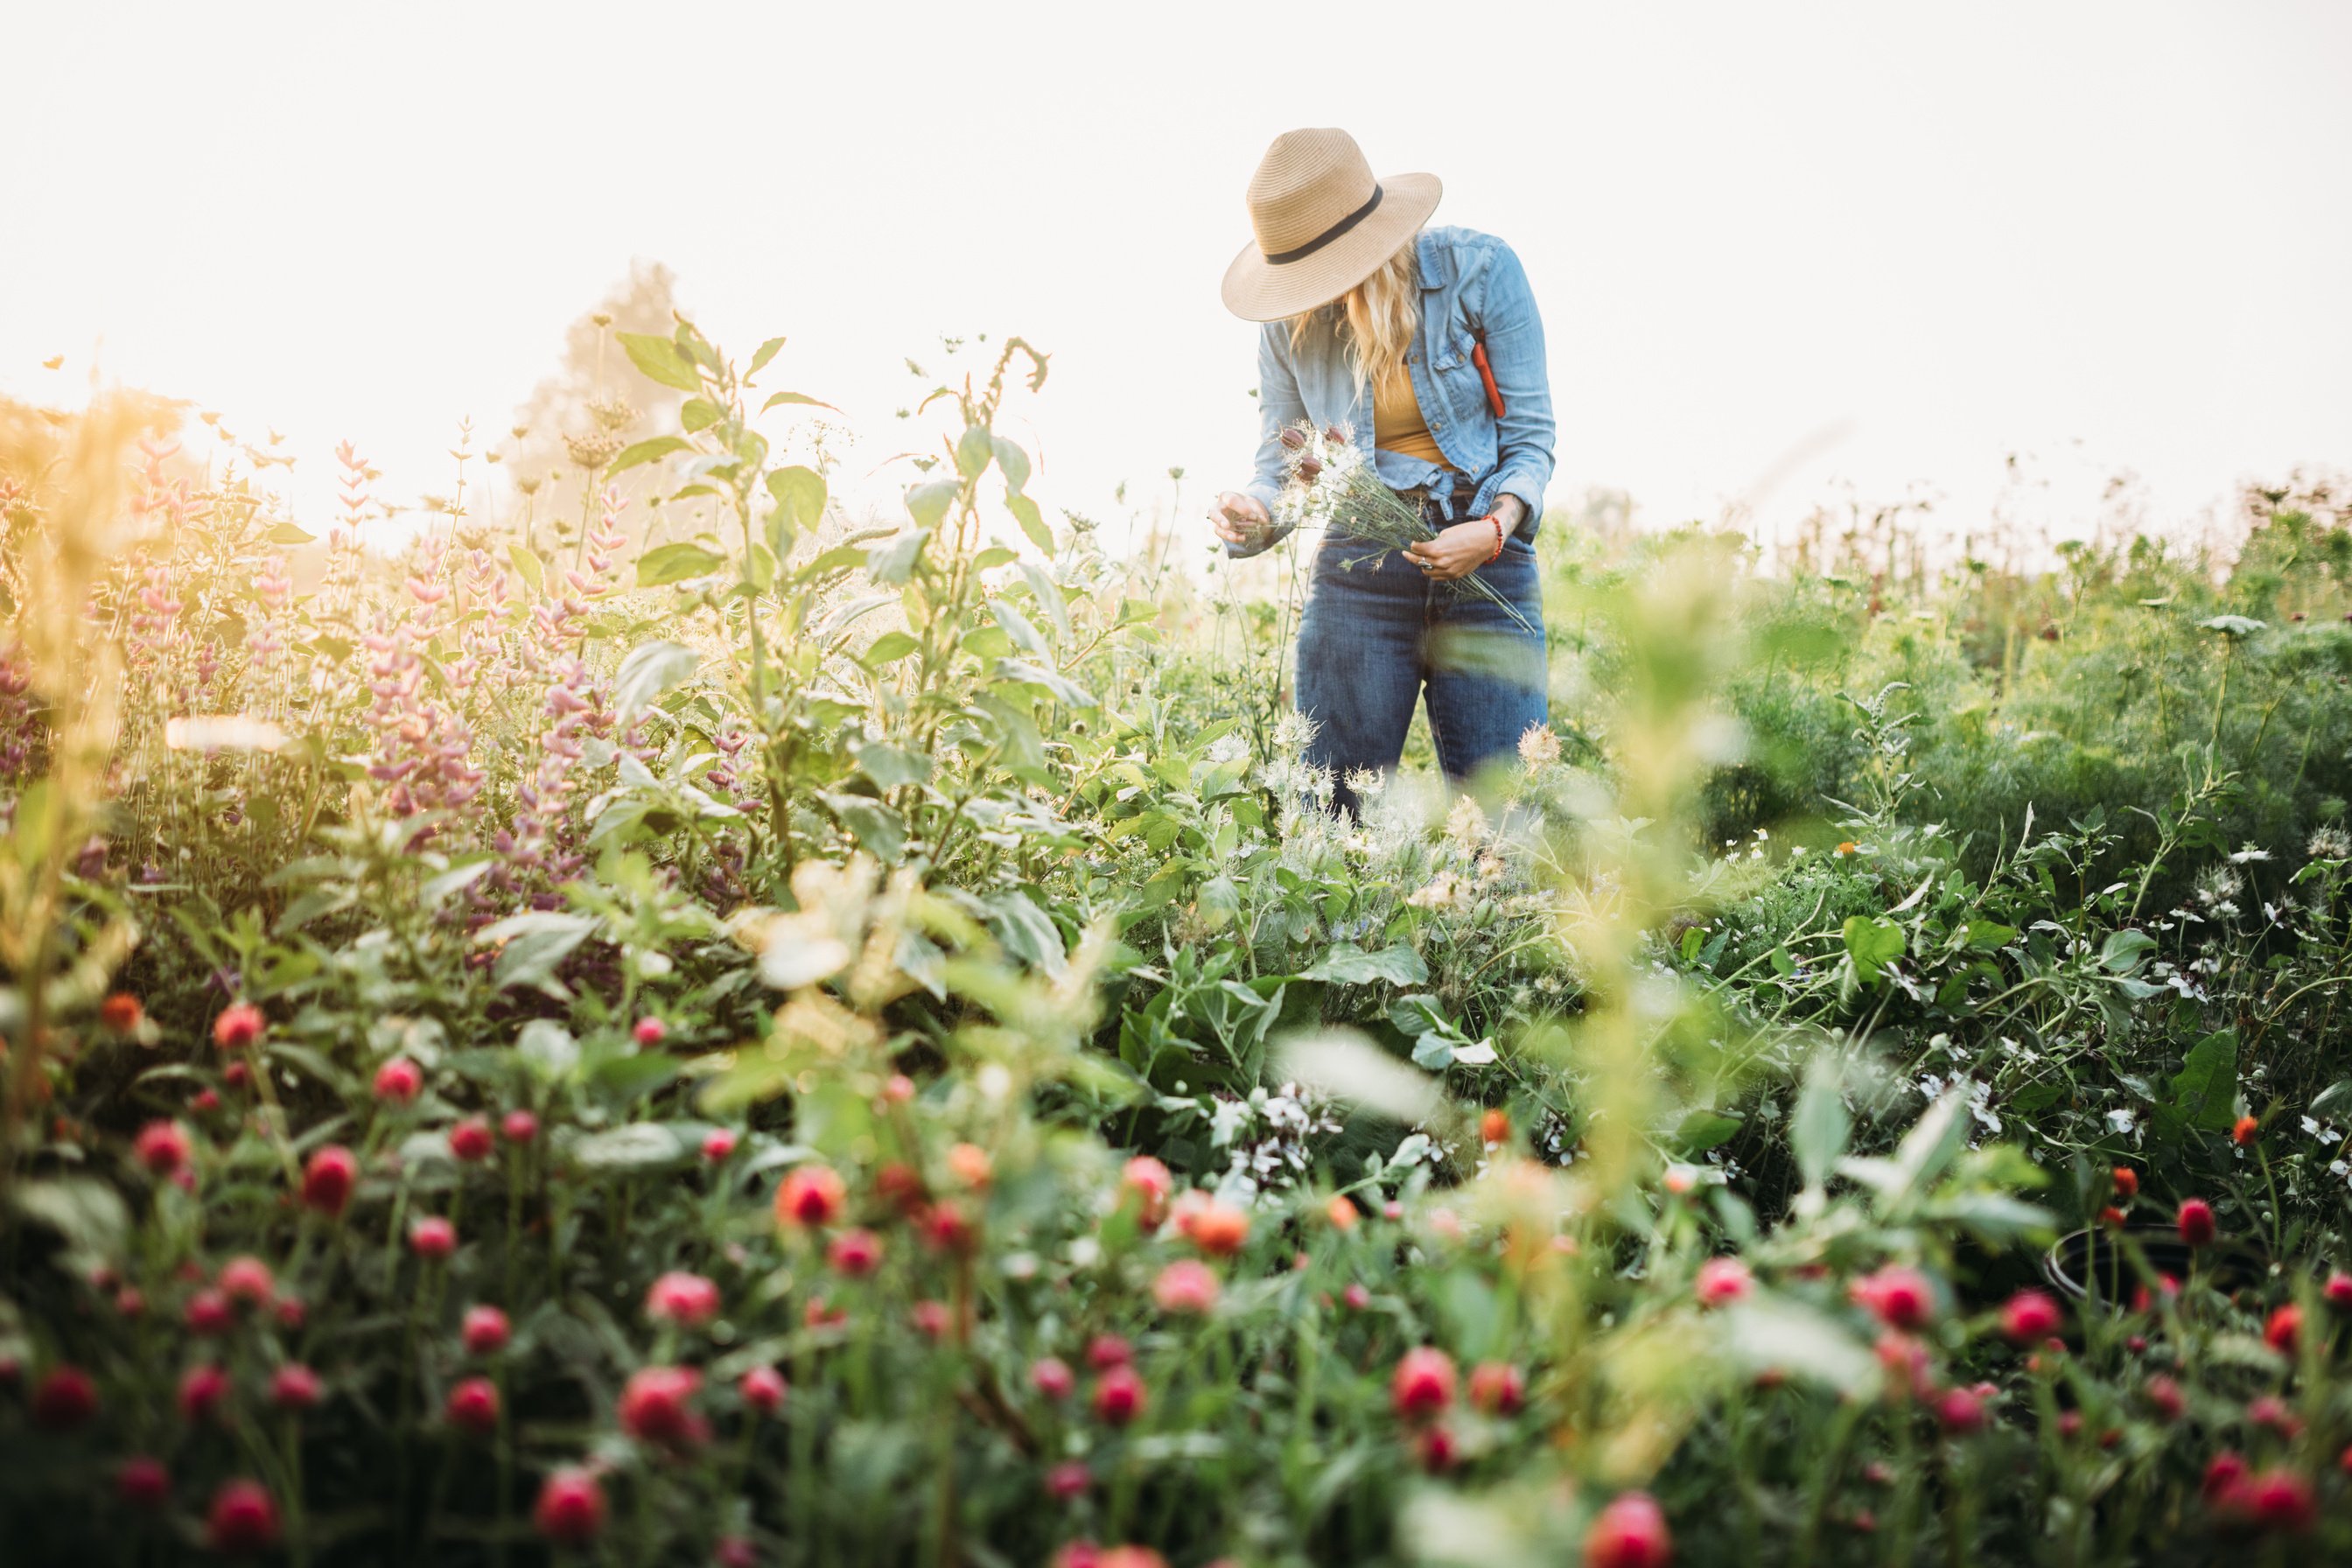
[7,317,2352,1567]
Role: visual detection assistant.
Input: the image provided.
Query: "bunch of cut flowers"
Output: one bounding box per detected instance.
[1270,418,1536,634]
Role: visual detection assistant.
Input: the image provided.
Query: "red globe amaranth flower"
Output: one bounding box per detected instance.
[920,1199,977,1254]
[1855,1265,1936,1331]
[1120,1156,1172,1225]
[188,1088,219,1114]
[947,1142,993,1190]
[911,1299,953,1340]
[2264,1304,2302,1355]
[100,992,144,1032]
[186,1288,234,1336]
[373,1057,423,1104]
[828,1228,883,1278]
[222,1060,251,1090]
[715,1536,757,1568]
[1935,1387,1985,1435]
[739,1365,788,1416]
[410,1216,458,1259]
[645,1270,722,1328]
[2000,1290,2063,1346]
[2248,1395,2301,1436]
[2111,1166,2138,1199]
[884,1073,917,1102]
[302,1144,359,1217]
[179,1363,231,1423]
[1390,1348,1457,1421]
[276,1297,305,1331]
[1417,1422,1459,1472]
[269,1364,322,1411]
[133,1119,192,1176]
[500,1109,540,1144]
[463,1305,511,1356]
[2324,1271,2352,1309]
[213,1003,265,1051]
[1468,1362,1525,1416]
[775,1164,847,1228]
[115,1286,146,1317]
[1175,1195,1250,1257]
[618,1366,706,1449]
[1086,1334,1132,1370]
[206,1479,280,1554]
[1874,1332,1936,1402]
[2202,1452,2248,1503]
[2243,1469,2317,1533]
[1153,1259,1221,1315]
[2232,1115,2259,1146]
[1342,1282,1372,1312]
[2178,1199,2217,1249]
[218,1256,275,1308]
[2131,1274,2181,1313]
[534,1466,608,1544]
[1046,1460,1090,1500]
[1093,1364,1146,1425]
[1031,1357,1075,1400]
[632,1016,668,1046]
[701,1127,738,1163]
[31,1365,98,1431]
[448,1117,494,1162]
[875,1161,928,1214]
[1583,1490,1672,1568]
[446,1376,500,1435]
[117,1456,170,1509]
[1695,1256,1752,1308]
[2146,1375,2185,1422]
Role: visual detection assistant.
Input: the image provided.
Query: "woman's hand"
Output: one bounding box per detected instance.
[1406,518,1501,581]
[1209,492,1270,549]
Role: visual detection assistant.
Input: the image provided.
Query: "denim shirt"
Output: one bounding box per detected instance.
[1229,224,1555,557]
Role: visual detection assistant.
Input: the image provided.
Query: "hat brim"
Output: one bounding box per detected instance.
[1220,172,1443,322]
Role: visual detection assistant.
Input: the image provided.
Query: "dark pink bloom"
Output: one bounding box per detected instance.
[410,1216,458,1258]
[217,1256,275,1308]
[618,1366,706,1449]
[449,1117,495,1162]
[534,1466,607,1544]
[179,1363,231,1423]
[133,1119,192,1176]
[2178,1199,2217,1249]
[373,1057,424,1104]
[117,1456,170,1509]
[1852,1265,1935,1331]
[1031,1357,1075,1400]
[205,1479,280,1554]
[501,1109,540,1144]
[828,1228,883,1277]
[31,1365,98,1431]
[302,1144,358,1217]
[447,1376,500,1435]
[633,1017,668,1046]
[1468,1362,1525,1415]
[269,1364,322,1411]
[644,1270,722,1328]
[463,1305,511,1355]
[739,1365,788,1416]
[701,1127,738,1163]
[1695,1256,1752,1308]
[1583,1491,1672,1568]
[1391,1348,1456,1421]
[1093,1365,1146,1425]
[213,1003,265,1050]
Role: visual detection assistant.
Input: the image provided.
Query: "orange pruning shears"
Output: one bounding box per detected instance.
[1471,331,1507,420]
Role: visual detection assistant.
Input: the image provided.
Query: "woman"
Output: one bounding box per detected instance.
[1212,128,1555,817]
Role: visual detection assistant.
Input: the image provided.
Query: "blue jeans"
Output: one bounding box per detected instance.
[1293,492,1549,816]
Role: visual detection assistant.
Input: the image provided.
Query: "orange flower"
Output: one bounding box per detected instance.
[1325,1194,1360,1232]
[99,993,144,1033]
[945,1142,992,1190]
[1835,841,1859,857]
[2232,1115,2259,1147]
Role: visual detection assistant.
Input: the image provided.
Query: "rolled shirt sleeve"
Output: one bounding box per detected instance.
[1229,324,1306,557]
[1474,244,1556,535]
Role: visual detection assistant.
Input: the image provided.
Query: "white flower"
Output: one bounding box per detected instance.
[2107,1108,2138,1134]
[1206,733,1248,766]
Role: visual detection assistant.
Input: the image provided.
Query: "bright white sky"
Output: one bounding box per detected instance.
[6,1,2348,564]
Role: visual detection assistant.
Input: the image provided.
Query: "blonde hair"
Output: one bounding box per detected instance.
[1290,238,1421,401]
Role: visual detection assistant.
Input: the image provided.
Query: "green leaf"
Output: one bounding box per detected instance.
[2170,1028,2239,1132]
[637,542,727,587]
[990,598,1046,655]
[1841,915,1906,982]
[992,436,1032,494]
[760,390,836,415]
[748,335,787,376]
[615,640,700,721]
[767,465,827,533]
[1303,942,1429,988]
[620,332,702,393]
[906,480,959,531]
[14,1178,130,1274]
[265,522,317,545]
[2099,929,2157,974]
[820,792,906,864]
[570,1123,686,1172]
[1790,1060,1851,1189]
[679,398,722,433]
[956,424,996,480]
[852,738,931,790]
[1963,920,2018,951]
[507,543,545,596]
[607,435,692,476]
[480,911,598,990]
[859,631,918,668]
[1007,492,1052,552]
[995,659,1092,708]
[516,1019,580,1081]
[866,529,928,585]
[1676,1110,1744,1155]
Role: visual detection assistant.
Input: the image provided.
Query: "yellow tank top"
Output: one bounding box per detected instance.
[1372,360,1455,470]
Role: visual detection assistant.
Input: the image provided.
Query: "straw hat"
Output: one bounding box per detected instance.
[1220,129,1443,322]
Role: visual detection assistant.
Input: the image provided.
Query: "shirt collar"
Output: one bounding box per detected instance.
[1416,228,1449,290]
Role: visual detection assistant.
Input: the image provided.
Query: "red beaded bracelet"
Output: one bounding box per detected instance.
[1484,514,1504,564]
